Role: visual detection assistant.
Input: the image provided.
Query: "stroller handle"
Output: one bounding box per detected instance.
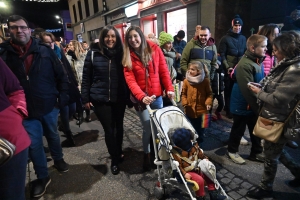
[146,97,177,113]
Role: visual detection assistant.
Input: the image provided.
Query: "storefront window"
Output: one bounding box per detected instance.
[166,8,187,41]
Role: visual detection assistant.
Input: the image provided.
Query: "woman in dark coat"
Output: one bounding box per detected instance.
[81,25,128,175]
[247,31,300,199]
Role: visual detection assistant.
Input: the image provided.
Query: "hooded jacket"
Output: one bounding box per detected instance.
[230,50,265,116]
[172,36,187,69]
[180,37,217,80]
[0,37,69,118]
[218,29,247,70]
[124,41,174,101]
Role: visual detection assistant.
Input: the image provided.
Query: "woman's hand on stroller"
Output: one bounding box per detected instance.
[142,96,155,105]
[184,173,191,180]
[167,91,174,99]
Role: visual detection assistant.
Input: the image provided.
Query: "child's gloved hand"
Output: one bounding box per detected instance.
[206,105,211,110]
[184,173,191,180]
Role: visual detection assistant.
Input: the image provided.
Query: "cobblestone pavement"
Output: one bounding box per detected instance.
[25,106,300,200]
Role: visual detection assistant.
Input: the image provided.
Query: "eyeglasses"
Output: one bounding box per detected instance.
[9,26,29,31]
[199,34,208,37]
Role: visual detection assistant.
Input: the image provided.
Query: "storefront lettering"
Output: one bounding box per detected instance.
[141,0,171,9]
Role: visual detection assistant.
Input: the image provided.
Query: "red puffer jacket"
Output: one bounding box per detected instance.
[124,41,174,101]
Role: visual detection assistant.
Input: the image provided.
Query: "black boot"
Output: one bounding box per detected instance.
[85,109,92,122]
[111,158,120,175]
[65,130,76,146]
[209,190,227,200]
[247,187,273,199]
[30,176,51,198]
[143,153,151,171]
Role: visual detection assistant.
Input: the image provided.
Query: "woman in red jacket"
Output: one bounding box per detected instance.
[122,26,174,171]
[0,57,31,200]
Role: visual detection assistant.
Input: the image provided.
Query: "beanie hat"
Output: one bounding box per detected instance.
[158,31,174,46]
[290,6,300,21]
[171,128,193,151]
[176,30,185,39]
[231,14,243,26]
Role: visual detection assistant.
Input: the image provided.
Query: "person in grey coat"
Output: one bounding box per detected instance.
[247,31,300,199]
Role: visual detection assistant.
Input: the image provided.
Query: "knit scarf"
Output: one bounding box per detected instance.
[186,69,205,85]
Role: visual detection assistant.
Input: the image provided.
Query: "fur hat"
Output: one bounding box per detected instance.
[232,14,243,26]
[158,31,173,46]
[171,128,193,151]
[176,30,185,39]
[290,6,300,21]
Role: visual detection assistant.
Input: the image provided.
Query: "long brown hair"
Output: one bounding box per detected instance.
[122,25,152,69]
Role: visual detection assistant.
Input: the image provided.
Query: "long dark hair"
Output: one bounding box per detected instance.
[98,25,123,54]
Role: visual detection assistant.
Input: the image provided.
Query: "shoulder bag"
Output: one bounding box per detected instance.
[253,100,300,143]
[0,136,16,167]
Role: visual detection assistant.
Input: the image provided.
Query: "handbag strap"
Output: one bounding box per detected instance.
[284,100,300,124]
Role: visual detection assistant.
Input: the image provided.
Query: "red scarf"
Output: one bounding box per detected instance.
[10,38,34,75]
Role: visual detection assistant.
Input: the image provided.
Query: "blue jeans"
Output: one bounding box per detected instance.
[188,117,205,146]
[137,96,163,153]
[23,107,63,179]
[60,102,76,132]
[0,148,28,200]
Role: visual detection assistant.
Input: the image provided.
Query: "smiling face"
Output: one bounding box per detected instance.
[9,19,31,46]
[232,24,242,33]
[188,64,200,77]
[163,42,172,51]
[253,40,268,57]
[199,29,210,45]
[68,42,74,51]
[128,30,142,51]
[272,45,284,62]
[104,29,117,49]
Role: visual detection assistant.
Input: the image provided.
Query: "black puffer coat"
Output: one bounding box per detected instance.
[81,43,128,104]
[218,29,246,70]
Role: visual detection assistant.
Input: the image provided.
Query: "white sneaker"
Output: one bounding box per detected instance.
[227,152,246,164]
[240,136,249,145]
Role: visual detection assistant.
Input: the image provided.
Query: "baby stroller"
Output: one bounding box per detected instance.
[146,100,228,200]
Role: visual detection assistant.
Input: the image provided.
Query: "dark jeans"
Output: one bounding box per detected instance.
[227,114,262,155]
[93,101,126,162]
[0,148,28,200]
[224,76,233,113]
[213,94,224,113]
[60,102,76,132]
[188,116,205,146]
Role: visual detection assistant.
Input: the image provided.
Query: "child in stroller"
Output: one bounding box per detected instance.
[170,128,226,200]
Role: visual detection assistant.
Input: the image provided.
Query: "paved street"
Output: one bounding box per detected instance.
[25,106,300,200]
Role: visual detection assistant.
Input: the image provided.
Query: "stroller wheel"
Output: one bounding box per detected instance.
[154,185,166,199]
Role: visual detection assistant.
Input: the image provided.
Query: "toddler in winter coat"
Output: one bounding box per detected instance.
[170,128,225,200]
[181,61,213,145]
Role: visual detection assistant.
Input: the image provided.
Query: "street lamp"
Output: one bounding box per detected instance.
[0,2,7,8]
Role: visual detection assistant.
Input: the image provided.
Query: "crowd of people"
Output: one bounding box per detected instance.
[0,6,300,199]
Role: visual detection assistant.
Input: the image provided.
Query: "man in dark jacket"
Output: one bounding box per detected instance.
[172,30,187,72]
[0,15,69,198]
[218,15,246,119]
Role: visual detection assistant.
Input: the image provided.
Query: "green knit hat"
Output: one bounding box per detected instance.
[158,31,173,46]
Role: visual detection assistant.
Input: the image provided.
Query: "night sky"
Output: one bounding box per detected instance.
[1,0,69,30]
